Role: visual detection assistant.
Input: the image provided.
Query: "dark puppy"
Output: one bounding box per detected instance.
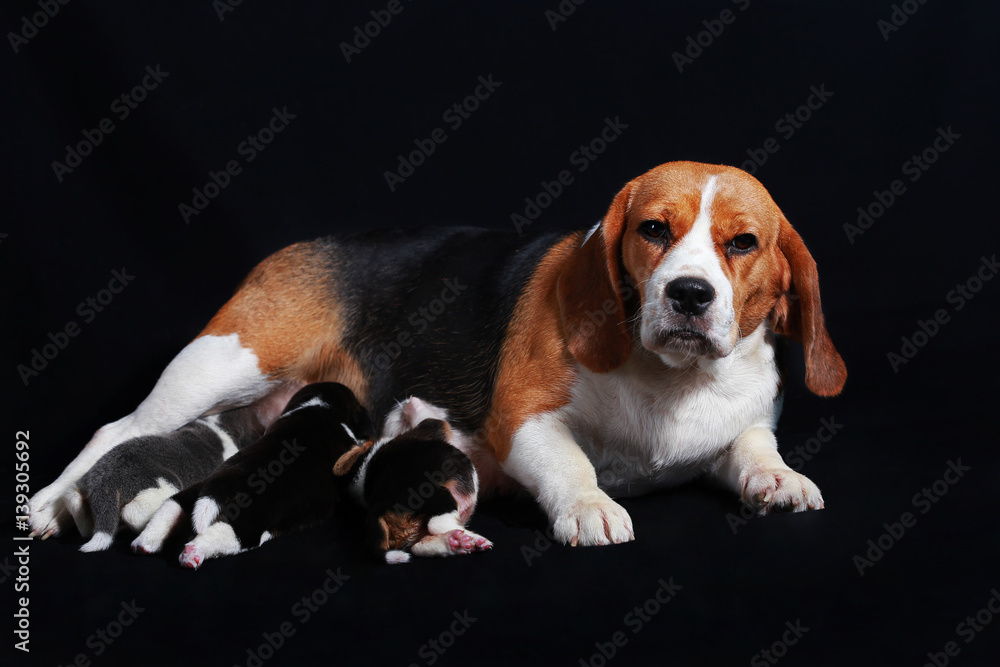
[132,382,375,568]
[336,397,491,564]
[70,407,264,552]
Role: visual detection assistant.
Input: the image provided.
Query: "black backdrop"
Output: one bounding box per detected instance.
[3,1,998,666]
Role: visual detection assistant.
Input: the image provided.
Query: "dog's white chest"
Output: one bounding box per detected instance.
[561,335,780,496]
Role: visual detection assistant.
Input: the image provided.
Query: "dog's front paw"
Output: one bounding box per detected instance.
[28,486,69,538]
[552,491,634,547]
[743,467,824,514]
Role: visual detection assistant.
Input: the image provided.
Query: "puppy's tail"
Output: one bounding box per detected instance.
[384,550,411,564]
[78,486,122,553]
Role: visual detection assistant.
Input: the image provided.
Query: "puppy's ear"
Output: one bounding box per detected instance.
[771,217,847,397]
[332,440,373,476]
[557,182,634,373]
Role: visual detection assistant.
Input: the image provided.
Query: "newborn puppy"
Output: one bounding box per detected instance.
[336,397,491,564]
[69,406,264,552]
[132,382,376,568]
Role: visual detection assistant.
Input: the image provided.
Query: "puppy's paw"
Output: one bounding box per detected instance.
[130,499,183,555]
[466,530,493,552]
[551,491,634,547]
[178,522,244,569]
[743,467,824,515]
[179,544,204,569]
[446,529,476,555]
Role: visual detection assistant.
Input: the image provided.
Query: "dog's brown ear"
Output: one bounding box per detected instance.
[332,440,373,476]
[771,217,847,397]
[557,183,634,373]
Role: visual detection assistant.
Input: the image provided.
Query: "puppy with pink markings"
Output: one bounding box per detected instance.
[336,397,492,564]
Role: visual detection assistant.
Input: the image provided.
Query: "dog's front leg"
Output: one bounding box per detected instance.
[713,425,824,514]
[503,413,634,546]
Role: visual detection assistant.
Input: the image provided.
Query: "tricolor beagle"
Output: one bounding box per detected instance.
[31,161,846,548]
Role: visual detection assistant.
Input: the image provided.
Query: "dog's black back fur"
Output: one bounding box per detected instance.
[325,227,566,431]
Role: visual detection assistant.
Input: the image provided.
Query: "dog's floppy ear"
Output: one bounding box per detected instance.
[332,440,373,476]
[557,182,634,373]
[770,217,847,397]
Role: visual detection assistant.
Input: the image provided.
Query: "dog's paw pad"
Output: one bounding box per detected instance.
[446,529,476,554]
[179,544,203,569]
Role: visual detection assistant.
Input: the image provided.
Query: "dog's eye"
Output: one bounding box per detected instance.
[638,220,670,241]
[728,234,757,255]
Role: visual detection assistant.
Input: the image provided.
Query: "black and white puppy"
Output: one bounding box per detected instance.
[337,397,491,564]
[132,382,376,568]
[69,407,264,552]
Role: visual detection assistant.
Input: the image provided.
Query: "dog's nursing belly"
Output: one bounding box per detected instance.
[564,326,782,497]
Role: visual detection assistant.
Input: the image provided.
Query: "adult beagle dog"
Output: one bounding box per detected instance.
[30,161,846,547]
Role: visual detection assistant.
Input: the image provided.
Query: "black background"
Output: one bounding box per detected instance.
[3,1,998,666]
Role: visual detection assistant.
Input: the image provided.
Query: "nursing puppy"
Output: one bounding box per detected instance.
[132,383,375,568]
[336,397,490,564]
[70,407,264,553]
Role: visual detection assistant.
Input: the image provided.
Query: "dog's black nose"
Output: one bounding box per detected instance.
[667,278,715,316]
